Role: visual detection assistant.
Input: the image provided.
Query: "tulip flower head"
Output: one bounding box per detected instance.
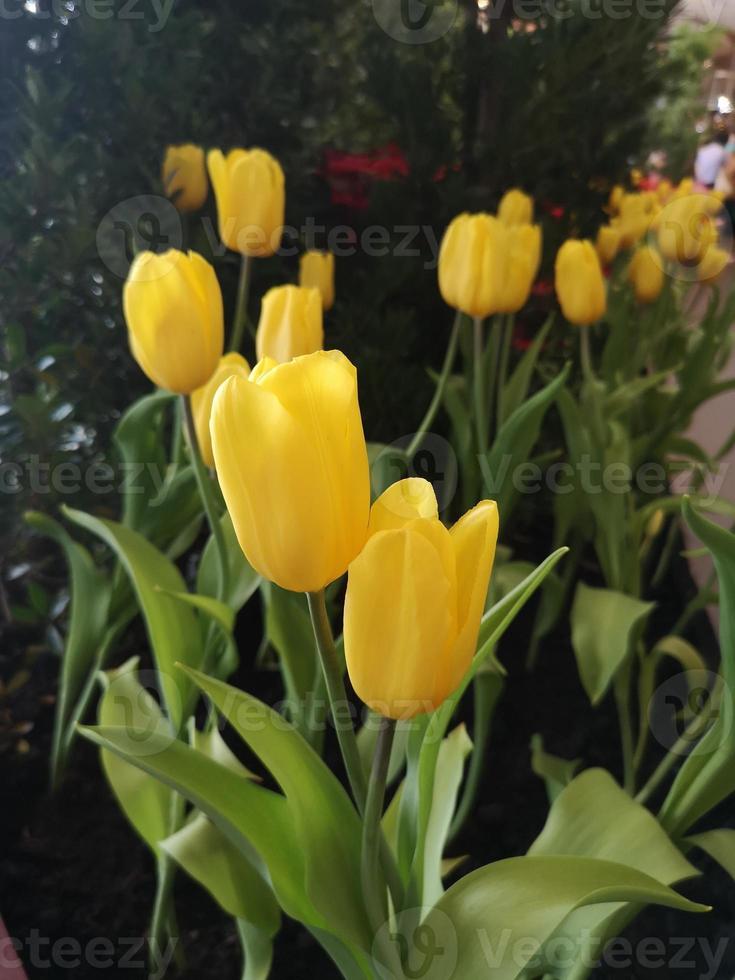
[498,188,533,226]
[554,239,606,326]
[210,350,370,593]
[124,249,224,394]
[191,352,251,467]
[299,250,335,311]
[658,194,719,267]
[695,245,729,282]
[256,285,324,364]
[207,147,285,257]
[628,246,665,304]
[162,144,208,212]
[497,224,542,313]
[438,212,508,318]
[596,224,621,267]
[344,479,499,720]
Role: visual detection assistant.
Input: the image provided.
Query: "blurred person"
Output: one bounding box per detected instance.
[715,133,735,233]
[695,130,728,188]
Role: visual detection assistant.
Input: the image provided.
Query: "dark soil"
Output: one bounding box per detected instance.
[2,541,734,980]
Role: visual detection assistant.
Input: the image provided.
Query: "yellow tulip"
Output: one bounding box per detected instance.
[628,247,664,304]
[344,478,499,720]
[630,167,642,188]
[608,185,624,214]
[124,250,223,394]
[207,148,285,257]
[658,195,718,265]
[498,188,533,226]
[555,239,606,326]
[299,250,335,311]
[596,224,621,266]
[210,350,370,592]
[673,178,694,199]
[255,285,323,364]
[656,179,673,203]
[497,224,542,313]
[162,144,208,213]
[616,193,653,249]
[191,353,251,467]
[438,213,508,318]
[695,245,729,282]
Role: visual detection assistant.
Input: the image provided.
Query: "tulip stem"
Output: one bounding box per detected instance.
[230,254,252,353]
[580,324,595,382]
[473,316,489,453]
[306,590,367,811]
[362,717,401,975]
[182,395,229,601]
[496,314,514,429]
[404,310,464,460]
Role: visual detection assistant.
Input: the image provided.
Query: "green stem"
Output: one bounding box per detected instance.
[614,662,635,794]
[579,324,594,382]
[182,395,229,601]
[306,590,367,811]
[495,313,513,429]
[229,254,253,353]
[149,792,185,970]
[362,717,401,976]
[404,310,463,459]
[473,316,488,454]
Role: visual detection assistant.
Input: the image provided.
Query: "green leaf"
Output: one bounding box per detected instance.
[501,313,554,422]
[570,583,654,704]
[113,390,173,531]
[482,363,570,521]
[261,583,316,720]
[162,813,280,931]
[236,921,275,980]
[687,829,735,880]
[530,734,581,802]
[97,658,172,853]
[62,507,202,731]
[25,511,112,787]
[197,511,260,611]
[420,854,706,980]
[179,666,371,952]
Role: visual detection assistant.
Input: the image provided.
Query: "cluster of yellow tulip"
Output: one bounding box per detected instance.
[126,143,500,723]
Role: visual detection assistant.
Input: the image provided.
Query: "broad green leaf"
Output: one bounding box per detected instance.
[25,511,112,787]
[570,583,654,704]
[197,511,260,611]
[482,363,570,520]
[180,666,371,952]
[500,313,554,423]
[161,589,235,634]
[97,658,172,853]
[420,855,706,980]
[687,829,735,880]
[162,813,280,931]
[261,583,316,720]
[190,721,258,779]
[148,465,202,556]
[236,921,275,980]
[113,390,172,531]
[530,734,581,802]
[422,724,472,907]
[63,507,202,730]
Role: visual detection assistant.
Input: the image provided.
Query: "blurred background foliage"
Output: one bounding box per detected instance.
[0,0,704,605]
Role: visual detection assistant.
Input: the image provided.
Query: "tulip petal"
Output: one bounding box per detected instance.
[368,478,438,534]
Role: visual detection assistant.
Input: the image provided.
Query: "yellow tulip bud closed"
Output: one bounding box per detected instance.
[191,353,251,467]
[162,144,208,212]
[628,246,664,304]
[497,224,542,313]
[124,250,224,394]
[498,188,533,226]
[554,239,606,326]
[210,350,370,593]
[255,285,323,364]
[207,148,285,257]
[299,250,335,311]
[596,225,621,266]
[344,479,499,720]
[438,213,508,318]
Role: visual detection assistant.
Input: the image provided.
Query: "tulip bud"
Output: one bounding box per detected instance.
[596,225,621,266]
[207,148,285,257]
[616,193,654,249]
[299,251,335,311]
[498,188,533,226]
[210,350,370,593]
[628,246,664,304]
[554,239,606,326]
[497,224,542,313]
[608,185,624,214]
[191,353,251,467]
[162,144,208,213]
[438,213,508,318]
[124,250,224,394]
[255,285,323,364]
[630,167,642,187]
[696,245,729,282]
[344,478,499,720]
[658,195,718,265]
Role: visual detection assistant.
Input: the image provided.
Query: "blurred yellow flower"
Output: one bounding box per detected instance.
[498,188,533,226]
[299,251,335,311]
[207,148,285,256]
[555,239,606,325]
[696,245,729,282]
[191,352,251,467]
[162,144,208,212]
[438,213,508,317]
[497,224,542,313]
[628,246,665,304]
[596,225,621,266]
[255,285,323,364]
